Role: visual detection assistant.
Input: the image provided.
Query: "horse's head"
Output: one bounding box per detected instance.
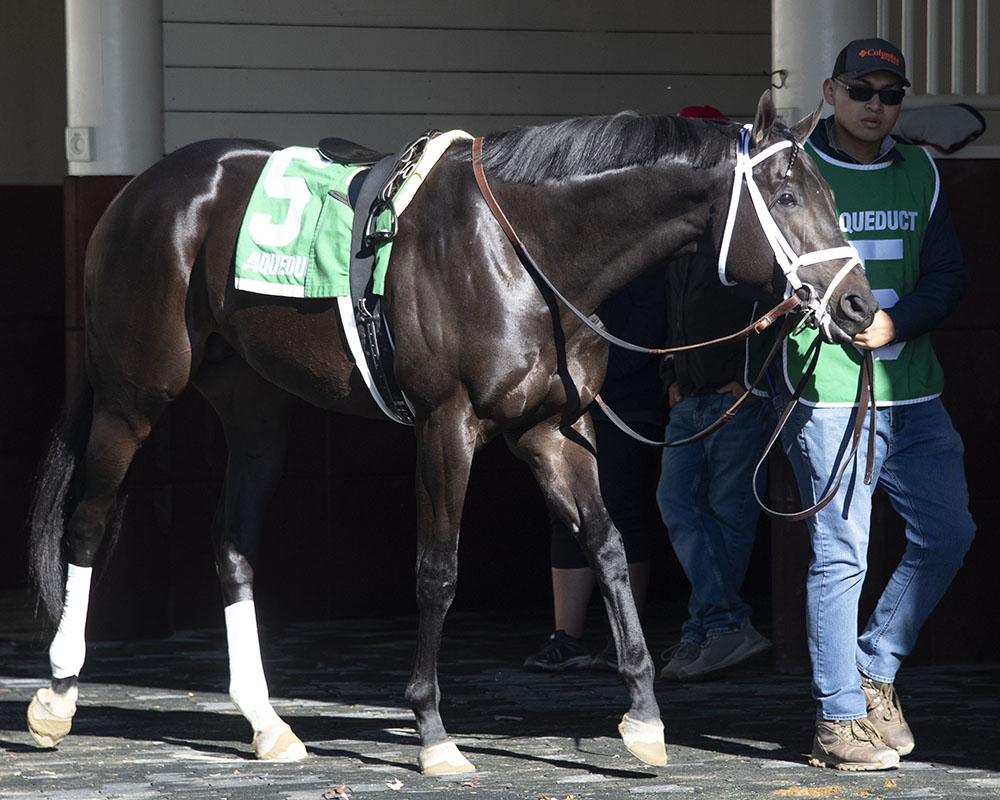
[722,90,877,344]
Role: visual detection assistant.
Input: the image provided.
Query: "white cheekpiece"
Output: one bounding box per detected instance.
[50,564,93,679]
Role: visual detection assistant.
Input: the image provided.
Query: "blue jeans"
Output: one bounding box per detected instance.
[781,398,975,720]
[656,392,774,645]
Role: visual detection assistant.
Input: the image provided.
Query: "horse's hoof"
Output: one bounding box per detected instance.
[618,713,667,766]
[253,725,308,761]
[27,686,78,749]
[418,740,476,775]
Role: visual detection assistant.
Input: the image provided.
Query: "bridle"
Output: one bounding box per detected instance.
[713,125,878,518]
[717,125,863,342]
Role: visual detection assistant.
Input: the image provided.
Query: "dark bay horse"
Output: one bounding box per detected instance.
[27,91,877,773]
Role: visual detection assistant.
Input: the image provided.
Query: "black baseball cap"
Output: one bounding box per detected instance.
[832,37,910,87]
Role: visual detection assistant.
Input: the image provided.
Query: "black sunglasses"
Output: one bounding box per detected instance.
[833,77,905,106]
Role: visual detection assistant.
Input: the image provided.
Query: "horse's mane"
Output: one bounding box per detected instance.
[475,112,737,184]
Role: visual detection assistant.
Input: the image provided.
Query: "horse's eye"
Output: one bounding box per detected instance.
[777,192,796,206]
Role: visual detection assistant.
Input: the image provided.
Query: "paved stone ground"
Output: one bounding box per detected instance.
[1,614,998,799]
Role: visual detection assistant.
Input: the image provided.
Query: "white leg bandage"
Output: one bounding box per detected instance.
[224,600,282,732]
[50,564,93,679]
[225,600,306,760]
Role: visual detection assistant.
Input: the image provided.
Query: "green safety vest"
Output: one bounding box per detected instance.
[750,141,944,407]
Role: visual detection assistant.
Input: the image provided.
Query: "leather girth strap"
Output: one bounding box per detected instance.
[349,150,413,424]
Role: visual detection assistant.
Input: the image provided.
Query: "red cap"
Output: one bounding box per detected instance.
[678,105,728,120]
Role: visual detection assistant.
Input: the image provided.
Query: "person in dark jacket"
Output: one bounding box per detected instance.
[655,250,775,682]
[654,104,776,683]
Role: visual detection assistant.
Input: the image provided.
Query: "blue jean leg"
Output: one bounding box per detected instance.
[782,398,975,720]
[856,401,975,683]
[657,393,773,645]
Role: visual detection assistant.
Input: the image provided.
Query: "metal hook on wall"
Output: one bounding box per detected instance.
[770,69,788,90]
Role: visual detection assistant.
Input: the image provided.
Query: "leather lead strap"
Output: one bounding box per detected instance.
[752,345,876,521]
[594,314,797,449]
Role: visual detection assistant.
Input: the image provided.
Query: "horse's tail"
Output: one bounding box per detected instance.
[27,375,126,626]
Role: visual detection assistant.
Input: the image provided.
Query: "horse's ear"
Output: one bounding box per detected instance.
[789,100,824,145]
[751,90,777,147]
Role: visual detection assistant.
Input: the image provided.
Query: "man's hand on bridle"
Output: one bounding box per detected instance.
[853,309,897,350]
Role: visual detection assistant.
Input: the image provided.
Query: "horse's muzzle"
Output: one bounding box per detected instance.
[828,290,878,343]
[797,286,878,344]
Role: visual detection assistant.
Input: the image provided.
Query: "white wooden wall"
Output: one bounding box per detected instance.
[163,0,772,152]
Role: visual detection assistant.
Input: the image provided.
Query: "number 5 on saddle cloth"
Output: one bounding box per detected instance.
[234,130,472,425]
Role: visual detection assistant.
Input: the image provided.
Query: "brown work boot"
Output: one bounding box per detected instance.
[809,718,900,771]
[861,674,915,756]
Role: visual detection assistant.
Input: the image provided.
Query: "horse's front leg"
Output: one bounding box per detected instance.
[197,361,306,761]
[507,416,667,767]
[405,410,477,775]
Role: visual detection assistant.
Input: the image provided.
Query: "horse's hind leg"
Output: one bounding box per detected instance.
[194,353,306,761]
[506,415,667,767]
[404,410,477,775]
[28,404,158,748]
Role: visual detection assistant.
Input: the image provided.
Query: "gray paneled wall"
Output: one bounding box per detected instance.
[163,0,772,152]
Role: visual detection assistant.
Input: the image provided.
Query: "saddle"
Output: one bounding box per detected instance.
[318,137,387,167]
[319,133,439,425]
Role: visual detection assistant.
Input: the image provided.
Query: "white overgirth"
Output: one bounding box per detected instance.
[337,129,473,425]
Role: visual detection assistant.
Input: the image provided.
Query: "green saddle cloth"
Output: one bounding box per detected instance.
[234,146,392,298]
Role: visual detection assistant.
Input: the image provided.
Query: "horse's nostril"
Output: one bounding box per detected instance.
[841,292,875,323]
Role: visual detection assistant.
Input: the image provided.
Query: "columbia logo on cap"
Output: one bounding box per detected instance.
[858,47,902,68]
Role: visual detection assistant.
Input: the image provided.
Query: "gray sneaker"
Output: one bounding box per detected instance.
[809,717,901,771]
[675,623,771,681]
[659,641,700,680]
[861,674,915,756]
